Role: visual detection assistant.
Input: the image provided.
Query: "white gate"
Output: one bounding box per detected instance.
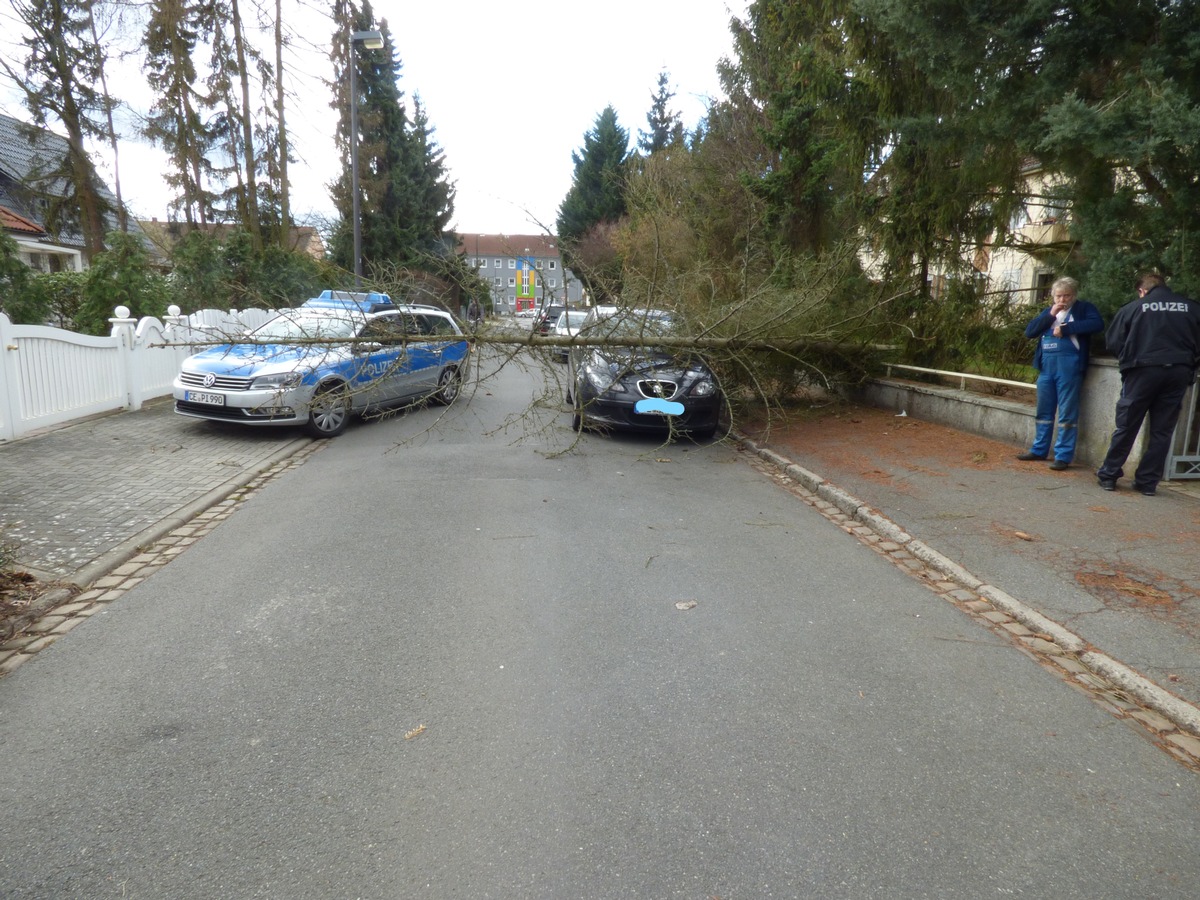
[0,305,277,442]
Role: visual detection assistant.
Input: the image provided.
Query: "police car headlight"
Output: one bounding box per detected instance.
[251,371,302,389]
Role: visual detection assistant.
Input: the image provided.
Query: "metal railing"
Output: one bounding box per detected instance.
[883,363,1036,394]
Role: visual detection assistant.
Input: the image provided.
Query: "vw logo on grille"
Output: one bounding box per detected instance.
[203,373,217,388]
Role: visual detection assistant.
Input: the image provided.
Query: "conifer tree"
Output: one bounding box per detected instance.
[861,0,1200,300]
[363,19,412,268]
[638,70,685,156]
[4,0,115,258]
[328,3,455,273]
[557,106,631,298]
[144,0,217,226]
[405,95,456,257]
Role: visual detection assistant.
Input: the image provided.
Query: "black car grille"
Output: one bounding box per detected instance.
[635,378,680,400]
[179,371,254,391]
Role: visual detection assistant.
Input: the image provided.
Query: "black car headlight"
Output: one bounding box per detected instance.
[583,361,627,395]
[686,367,717,397]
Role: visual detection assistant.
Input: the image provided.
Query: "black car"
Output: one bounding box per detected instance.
[533,303,567,336]
[566,308,724,439]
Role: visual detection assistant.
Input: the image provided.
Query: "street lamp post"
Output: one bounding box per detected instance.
[348,29,384,291]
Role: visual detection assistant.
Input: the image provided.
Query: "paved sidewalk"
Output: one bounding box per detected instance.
[1,398,311,584]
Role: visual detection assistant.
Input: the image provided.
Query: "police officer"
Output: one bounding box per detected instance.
[1096,272,1200,495]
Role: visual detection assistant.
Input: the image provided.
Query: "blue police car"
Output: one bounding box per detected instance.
[173,290,471,438]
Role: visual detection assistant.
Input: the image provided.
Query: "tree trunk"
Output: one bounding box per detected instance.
[230,0,262,249]
[274,0,289,243]
[85,0,126,232]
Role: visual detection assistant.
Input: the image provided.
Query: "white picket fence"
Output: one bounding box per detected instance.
[0,305,278,442]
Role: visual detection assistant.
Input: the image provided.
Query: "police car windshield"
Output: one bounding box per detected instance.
[252,311,359,342]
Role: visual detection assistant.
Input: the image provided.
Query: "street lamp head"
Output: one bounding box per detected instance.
[351,30,384,50]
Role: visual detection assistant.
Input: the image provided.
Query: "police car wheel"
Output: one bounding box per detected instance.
[431,367,462,406]
[305,384,350,437]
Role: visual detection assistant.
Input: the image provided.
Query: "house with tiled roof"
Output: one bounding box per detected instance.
[456,233,586,314]
[0,111,147,271]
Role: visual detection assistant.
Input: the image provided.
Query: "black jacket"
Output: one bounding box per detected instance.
[1105,284,1200,372]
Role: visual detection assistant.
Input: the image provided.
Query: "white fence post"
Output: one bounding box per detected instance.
[108,306,139,411]
[163,305,190,360]
[0,312,19,442]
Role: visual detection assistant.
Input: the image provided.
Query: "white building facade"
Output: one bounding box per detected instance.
[456,233,587,315]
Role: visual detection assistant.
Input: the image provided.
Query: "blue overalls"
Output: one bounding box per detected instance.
[1031,323,1084,462]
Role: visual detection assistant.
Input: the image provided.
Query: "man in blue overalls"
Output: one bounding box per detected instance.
[1017,277,1105,470]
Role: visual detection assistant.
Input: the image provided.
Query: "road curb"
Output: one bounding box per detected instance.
[736,433,1200,741]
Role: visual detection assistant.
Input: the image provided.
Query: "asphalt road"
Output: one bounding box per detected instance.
[2,353,1198,898]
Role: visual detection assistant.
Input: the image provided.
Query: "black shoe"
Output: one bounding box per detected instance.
[1134,483,1157,496]
[1049,460,1069,470]
[1016,452,1047,461]
[1098,478,1117,491]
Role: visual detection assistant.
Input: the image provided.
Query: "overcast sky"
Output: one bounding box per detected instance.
[1,0,749,237]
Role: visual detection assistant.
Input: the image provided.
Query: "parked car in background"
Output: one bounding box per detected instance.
[565,307,724,439]
[533,303,567,336]
[173,290,470,438]
[551,310,588,361]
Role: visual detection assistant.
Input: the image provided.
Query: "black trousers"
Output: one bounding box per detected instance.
[1097,365,1195,487]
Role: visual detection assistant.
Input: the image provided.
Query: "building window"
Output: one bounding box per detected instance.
[477,258,487,268]
[549,260,557,270]
[494,259,501,268]
[494,277,501,286]
[549,278,557,288]
[508,295,515,304]
[508,259,516,269]
[536,260,544,269]
[508,277,515,287]
[1040,200,1066,224]
[1035,271,1055,303]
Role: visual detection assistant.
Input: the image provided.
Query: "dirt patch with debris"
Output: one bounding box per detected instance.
[0,569,50,641]
[740,400,1016,476]
[1076,566,1200,622]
